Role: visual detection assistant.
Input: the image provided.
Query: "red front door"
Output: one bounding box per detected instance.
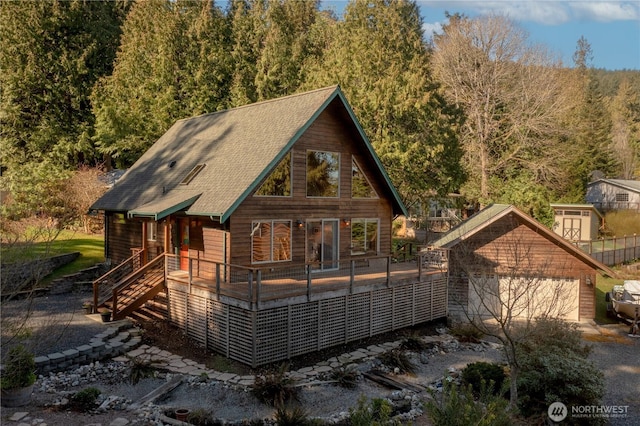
[179,218,189,270]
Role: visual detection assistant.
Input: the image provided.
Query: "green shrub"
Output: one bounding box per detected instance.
[517,318,605,424]
[330,365,359,389]
[461,362,505,396]
[128,356,157,385]
[274,406,312,426]
[70,387,101,411]
[377,349,415,374]
[399,333,428,351]
[0,344,36,390]
[450,323,484,343]
[425,380,512,426]
[252,364,298,407]
[349,395,400,426]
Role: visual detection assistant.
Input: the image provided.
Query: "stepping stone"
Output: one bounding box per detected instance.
[109,419,130,426]
[216,372,237,382]
[10,412,29,421]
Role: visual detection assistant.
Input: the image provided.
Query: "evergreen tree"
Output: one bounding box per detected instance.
[564,36,617,201]
[303,0,465,210]
[0,0,127,168]
[92,0,230,167]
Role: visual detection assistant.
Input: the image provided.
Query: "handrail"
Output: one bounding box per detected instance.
[93,248,146,309]
[111,254,166,320]
[165,251,448,306]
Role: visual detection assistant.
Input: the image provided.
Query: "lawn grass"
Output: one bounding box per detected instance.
[1,230,104,286]
[595,273,621,325]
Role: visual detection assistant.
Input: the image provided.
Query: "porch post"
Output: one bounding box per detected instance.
[141,222,148,265]
[164,219,171,253]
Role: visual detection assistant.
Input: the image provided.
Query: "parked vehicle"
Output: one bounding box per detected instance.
[606,280,640,323]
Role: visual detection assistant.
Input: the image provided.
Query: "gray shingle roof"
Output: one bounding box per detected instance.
[92,86,406,220]
[428,204,614,275]
[429,204,513,248]
[587,179,640,193]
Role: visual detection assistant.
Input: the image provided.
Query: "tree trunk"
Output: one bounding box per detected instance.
[509,365,519,408]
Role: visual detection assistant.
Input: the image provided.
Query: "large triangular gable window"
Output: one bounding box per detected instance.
[181,164,206,185]
[351,159,377,198]
[255,152,291,196]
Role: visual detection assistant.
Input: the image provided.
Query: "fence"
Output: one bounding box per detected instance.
[575,235,640,266]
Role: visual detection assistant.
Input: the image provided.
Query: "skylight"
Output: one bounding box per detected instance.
[181,164,206,185]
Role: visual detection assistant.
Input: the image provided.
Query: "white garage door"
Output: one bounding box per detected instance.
[468,275,579,322]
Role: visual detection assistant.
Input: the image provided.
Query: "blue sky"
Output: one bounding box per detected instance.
[322,1,640,70]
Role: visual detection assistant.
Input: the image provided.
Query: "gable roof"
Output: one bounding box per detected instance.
[430,204,614,275]
[587,179,640,193]
[550,203,603,219]
[91,86,407,221]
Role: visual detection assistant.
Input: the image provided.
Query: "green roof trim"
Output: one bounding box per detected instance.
[128,193,201,221]
[220,86,407,222]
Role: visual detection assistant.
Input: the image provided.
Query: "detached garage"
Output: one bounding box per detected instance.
[430,204,614,323]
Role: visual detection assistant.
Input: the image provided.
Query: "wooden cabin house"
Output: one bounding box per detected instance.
[429,204,613,323]
[91,86,448,366]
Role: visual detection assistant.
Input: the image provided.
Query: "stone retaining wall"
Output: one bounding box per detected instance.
[34,320,142,374]
[1,252,80,292]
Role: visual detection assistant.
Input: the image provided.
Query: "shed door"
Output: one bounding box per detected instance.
[563,218,581,241]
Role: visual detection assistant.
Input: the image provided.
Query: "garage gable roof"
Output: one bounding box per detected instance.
[430,204,614,276]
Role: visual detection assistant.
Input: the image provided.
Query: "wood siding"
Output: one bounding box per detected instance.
[230,103,394,268]
[447,213,596,321]
[105,212,166,265]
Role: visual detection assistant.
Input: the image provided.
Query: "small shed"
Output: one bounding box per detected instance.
[430,204,614,323]
[550,203,602,242]
[586,179,640,211]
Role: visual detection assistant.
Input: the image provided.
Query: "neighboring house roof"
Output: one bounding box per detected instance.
[587,179,640,194]
[91,86,407,221]
[550,203,603,219]
[429,204,614,275]
[99,169,127,187]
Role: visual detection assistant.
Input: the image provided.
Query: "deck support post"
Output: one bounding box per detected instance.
[349,260,355,294]
[386,256,391,287]
[256,269,261,310]
[215,263,221,299]
[306,265,312,301]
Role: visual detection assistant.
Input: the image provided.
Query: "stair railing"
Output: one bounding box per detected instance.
[111,253,166,320]
[93,248,146,310]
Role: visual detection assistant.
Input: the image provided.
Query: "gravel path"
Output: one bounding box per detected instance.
[585,323,640,426]
[2,293,638,425]
[1,290,107,358]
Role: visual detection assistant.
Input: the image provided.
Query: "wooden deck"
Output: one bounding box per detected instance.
[165,253,447,309]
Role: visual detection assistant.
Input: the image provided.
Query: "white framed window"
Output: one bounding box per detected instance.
[306,150,339,197]
[146,222,157,241]
[350,218,379,255]
[251,220,292,263]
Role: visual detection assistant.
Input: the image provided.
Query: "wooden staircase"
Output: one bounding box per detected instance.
[93,251,168,321]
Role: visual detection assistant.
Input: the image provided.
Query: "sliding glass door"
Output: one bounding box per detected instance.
[306,219,339,271]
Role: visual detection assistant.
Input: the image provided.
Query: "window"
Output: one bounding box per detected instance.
[616,192,629,202]
[351,159,377,198]
[306,151,339,197]
[181,164,205,185]
[146,222,157,241]
[565,210,581,216]
[350,219,379,255]
[582,211,590,217]
[251,220,291,263]
[255,152,291,196]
